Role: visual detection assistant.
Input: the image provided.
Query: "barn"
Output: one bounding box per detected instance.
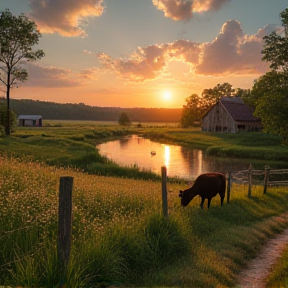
[202,97,262,133]
[18,115,43,127]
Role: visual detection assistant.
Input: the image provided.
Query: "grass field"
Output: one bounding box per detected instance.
[1,155,288,287]
[1,121,288,287]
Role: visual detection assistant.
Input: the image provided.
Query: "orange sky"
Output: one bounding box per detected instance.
[1,0,287,108]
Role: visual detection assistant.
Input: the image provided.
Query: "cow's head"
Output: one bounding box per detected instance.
[179,189,188,206]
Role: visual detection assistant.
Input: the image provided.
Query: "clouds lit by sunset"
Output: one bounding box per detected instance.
[0,0,287,108]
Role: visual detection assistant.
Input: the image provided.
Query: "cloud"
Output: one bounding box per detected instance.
[195,21,272,75]
[152,0,231,21]
[25,63,81,87]
[96,41,201,82]
[96,45,168,82]
[29,0,104,37]
[94,20,273,82]
[78,68,101,82]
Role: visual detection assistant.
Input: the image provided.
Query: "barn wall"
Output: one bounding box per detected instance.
[234,121,262,132]
[18,118,42,127]
[202,103,236,133]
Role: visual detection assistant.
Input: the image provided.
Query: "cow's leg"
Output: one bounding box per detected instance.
[220,196,224,206]
[207,198,212,209]
[200,197,205,209]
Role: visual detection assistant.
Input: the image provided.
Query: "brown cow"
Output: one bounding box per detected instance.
[179,173,226,209]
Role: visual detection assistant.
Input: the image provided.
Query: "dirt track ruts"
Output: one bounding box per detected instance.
[236,214,288,288]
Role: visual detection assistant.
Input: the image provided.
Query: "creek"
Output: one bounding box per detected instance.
[96,135,256,180]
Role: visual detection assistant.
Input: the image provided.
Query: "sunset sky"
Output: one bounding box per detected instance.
[0,0,287,108]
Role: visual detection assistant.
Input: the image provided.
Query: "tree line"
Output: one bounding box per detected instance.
[1,98,182,123]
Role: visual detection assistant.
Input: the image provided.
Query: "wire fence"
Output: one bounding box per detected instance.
[227,164,288,200]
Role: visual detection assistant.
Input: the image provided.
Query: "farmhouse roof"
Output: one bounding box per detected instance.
[220,97,260,122]
[18,115,42,120]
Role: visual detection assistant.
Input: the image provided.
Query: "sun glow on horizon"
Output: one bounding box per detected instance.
[162,90,172,101]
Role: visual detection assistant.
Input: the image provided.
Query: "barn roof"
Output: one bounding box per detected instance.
[220,97,260,122]
[18,115,42,120]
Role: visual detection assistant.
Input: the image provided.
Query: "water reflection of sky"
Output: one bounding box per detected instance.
[97,135,251,180]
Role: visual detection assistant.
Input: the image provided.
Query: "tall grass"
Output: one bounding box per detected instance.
[0,155,187,287]
[1,155,288,287]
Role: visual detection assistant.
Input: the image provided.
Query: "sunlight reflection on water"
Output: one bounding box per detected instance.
[97,135,249,180]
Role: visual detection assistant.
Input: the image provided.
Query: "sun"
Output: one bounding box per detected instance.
[163,90,172,101]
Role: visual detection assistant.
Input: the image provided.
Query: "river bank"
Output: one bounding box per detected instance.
[1,121,288,180]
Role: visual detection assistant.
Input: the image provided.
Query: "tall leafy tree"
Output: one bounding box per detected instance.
[251,8,288,142]
[262,8,288,71]
[201,83,235,110]
[0,9,44,135]
[252,71,288,142]
[180,94,203,128]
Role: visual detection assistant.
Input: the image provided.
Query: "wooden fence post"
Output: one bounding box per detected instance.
[227,171,231,204]
[58,176,73,286]
[161,166,168,218]
[248,164,253,198]
[263,165,270,194]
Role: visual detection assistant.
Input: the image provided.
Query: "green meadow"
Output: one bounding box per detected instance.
[1,121,288,287]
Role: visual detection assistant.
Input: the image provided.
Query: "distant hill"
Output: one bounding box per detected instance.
[4,98,182,123]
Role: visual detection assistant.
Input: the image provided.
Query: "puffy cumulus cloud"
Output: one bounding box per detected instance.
[29,0,104,37]
[193,0,231,12]
[95,20,272,82]
[152,0,231,21]
[196,20,271,75]
[96,46,167,82]
[168,40,201,63]
[96,41,201,82]
[25,63,81,87]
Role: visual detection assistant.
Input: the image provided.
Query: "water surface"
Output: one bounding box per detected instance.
[97,135,253,180]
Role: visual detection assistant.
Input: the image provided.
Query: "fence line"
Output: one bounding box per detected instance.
[228,165,288,197]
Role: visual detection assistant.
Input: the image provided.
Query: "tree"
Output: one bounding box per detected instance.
[251,71,288,142]
[0,9,44,136]
[118,112,131,126]
[253,8,288,142]
[262,8,288,71]
[180,94,203,128]
[201,83,235,111]
[180,83,236,128]
[0,103,17,135]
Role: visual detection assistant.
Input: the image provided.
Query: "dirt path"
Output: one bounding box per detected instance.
[236,214,288,288]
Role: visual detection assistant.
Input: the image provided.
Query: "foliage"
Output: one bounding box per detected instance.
[248,8,288,142]
[251,71,288,142]
[262,8,288,72]
[1,155,288,287]
[118,112,131,126]
[7,98,182,123]
[181,83,240,127]
[0,103,17,135]
[180,94,203,127]
[0,9,44,135]
[201,82,235,109]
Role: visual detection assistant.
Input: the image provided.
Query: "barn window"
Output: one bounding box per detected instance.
[237,125,245,132]
[216,126,221,132]
[223,127,227,132]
